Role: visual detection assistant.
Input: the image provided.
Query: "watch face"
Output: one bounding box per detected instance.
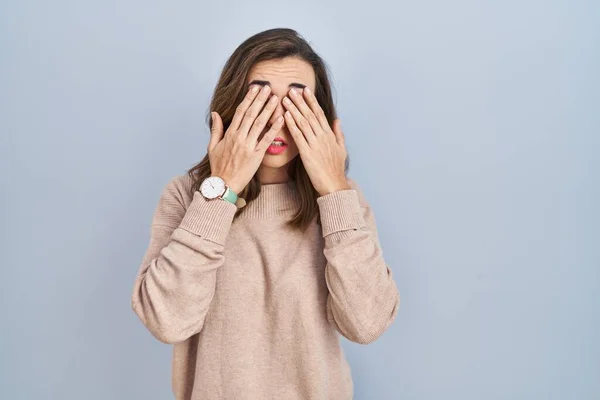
[200,176,225,199]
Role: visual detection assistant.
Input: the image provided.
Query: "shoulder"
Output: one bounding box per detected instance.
[152,173,196,227]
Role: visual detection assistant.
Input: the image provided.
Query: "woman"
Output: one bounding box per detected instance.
[132,27,400,400]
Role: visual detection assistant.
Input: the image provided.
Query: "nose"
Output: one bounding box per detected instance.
[268,95,286,128]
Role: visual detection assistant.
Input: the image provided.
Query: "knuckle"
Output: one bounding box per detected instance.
[298,118,308,129]
[240,142,253,154]
[254,117,266,130]
[233,136,245,147]
[244,109,256,120]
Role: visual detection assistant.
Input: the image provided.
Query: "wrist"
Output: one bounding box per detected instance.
[318,181,351,197]
[211,173,242,194]
[224,181,243,195]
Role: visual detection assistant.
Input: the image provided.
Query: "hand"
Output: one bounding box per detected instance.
[208,85,284,194]
[282,86,351,196]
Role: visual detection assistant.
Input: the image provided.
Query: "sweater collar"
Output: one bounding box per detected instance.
[239,180,301,219]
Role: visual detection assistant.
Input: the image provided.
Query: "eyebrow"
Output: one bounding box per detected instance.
[248,79,307,89]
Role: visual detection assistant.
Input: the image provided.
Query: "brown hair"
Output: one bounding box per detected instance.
[187,28,350,231]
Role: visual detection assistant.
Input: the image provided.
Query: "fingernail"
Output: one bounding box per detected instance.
[290,88,298,96]
[251,85,258,93]
[304,87,312,95]
[284,97,291,104]
[262,85,270,93]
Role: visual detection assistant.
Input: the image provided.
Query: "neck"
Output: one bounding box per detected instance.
[257,164,291,185]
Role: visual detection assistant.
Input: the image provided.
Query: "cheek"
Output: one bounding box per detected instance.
[287,139,299,153]
[290,146,300,159]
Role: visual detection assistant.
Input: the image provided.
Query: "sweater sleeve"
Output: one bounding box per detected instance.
[316,178,400,345]
[131,177,238,344]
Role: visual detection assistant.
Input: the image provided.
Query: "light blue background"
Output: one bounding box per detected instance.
[1,1,598,399]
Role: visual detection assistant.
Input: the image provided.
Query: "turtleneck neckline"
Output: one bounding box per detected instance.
[239,180,301,219]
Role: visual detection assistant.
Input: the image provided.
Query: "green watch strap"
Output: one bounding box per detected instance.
[220,186,238,205]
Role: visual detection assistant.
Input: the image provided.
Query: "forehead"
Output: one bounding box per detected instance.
[247,57,316,88]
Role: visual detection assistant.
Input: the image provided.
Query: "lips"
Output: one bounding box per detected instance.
[272,136,287,145]
[259,123,286,141]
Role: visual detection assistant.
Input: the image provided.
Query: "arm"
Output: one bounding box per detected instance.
[316,178,400,345]
[131,177,237,344]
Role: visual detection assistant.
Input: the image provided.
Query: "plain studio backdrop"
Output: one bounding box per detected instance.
[1,1,598,399]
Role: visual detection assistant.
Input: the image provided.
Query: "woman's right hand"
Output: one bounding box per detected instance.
[207,84,284,194]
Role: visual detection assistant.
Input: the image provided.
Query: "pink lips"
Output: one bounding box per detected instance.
[266,137,288,155]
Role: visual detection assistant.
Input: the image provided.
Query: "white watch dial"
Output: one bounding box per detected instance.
[200,176,226,199]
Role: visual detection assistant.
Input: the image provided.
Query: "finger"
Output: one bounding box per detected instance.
[287,88,322,135]
[332,118,345,146]
[238,85,272,135]
[247,93,279,143]
[208,111,223,153]
[230,85,261,131]
[302,86,330,132]
[284,110,310,152]
[256,115,285,152]
[283,94,316,145]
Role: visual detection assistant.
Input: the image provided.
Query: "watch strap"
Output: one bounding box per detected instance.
[220,186,238,205]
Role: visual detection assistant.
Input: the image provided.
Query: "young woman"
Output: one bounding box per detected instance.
[132,27,400,400]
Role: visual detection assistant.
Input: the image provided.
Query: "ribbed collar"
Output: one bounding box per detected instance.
[238,180,301,219]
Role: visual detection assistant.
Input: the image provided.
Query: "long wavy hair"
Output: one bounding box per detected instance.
[188,28,350,231]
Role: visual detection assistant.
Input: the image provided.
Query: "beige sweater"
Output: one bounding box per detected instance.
[132,174,400,400]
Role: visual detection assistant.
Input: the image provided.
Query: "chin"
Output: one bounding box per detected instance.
[260,153,298,169]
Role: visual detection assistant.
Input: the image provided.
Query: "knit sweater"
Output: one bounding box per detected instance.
[131,173,400,400]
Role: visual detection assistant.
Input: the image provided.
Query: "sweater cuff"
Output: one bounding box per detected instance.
[316,189,367,237]
[178,190,238,245]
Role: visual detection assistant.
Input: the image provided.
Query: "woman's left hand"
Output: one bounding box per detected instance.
[282,87,351,196]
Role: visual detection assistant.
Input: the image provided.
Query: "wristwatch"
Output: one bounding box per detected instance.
[199,176,238,205]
